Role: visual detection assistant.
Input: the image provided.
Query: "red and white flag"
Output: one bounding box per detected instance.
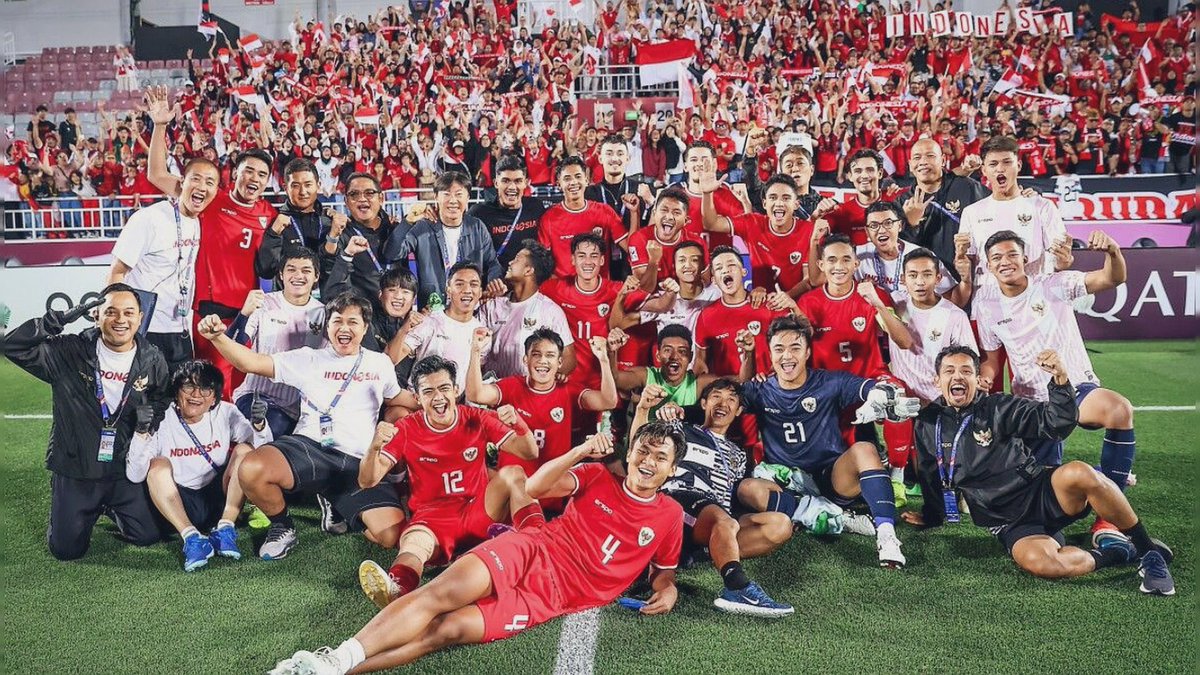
[1137,40,1160,100]
[677,63,698,109]
[239,33,264,52]
[312,22,327,44]
[216,48,231,64]
[354,106,380,126]
[231,85,264,107]
[635,38,696,86]
[1016,45,1035,71]
[198,20,219,39]
[992,66,1023,95]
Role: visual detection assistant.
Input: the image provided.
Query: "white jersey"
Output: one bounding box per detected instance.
[958,194,1066,286]
[641,284,720,336]
[125,401,265,490]
[404,310,484,390]
[972,271,1100,401]
[271,347,401,458]
[478,292,573,379]
[96,339,135,408]
[232,292,327,418]
[111,199,200,333]
[854,242,954,303]
[890,298,977,403]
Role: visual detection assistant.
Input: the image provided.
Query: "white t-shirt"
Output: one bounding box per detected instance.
[111,199,200,333]
[96,339,136,411]
[478,292,574,379]
[972,271,1100,401]
[889,297,977,403]
[125,401,263,490]
[958,195,1066,286]
[232,292,327,418]
[315,157,339,194]
[442,224,463,265]
[271,347,402,458]
[854,242,955,303]
[404,310,484,390]
[641,284,720,337]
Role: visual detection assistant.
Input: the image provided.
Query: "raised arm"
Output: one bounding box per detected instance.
[145,87,182,197]
[196,315,276,377]
[1081,230,1126,293]
[465,327,502,406]
[526,434,614,499]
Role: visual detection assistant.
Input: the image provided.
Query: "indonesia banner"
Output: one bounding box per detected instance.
[354,106,380,126]
[239,33,264,52]
[230,85,264,107]
[635,39,696,86]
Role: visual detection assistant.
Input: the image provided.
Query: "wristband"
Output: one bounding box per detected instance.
[513,417,531,436]
[340,254,354,263]
[326,235,340,244]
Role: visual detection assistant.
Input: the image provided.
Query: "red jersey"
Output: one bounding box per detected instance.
[540,463,682,607]
[681,184,742,250]
[797,285,892,378]
[694,298,784,375]
[496,376,582,474]
[381,406,515,513]
[541,277,624,388]
[729,213,815,292]
[626,228,708,283]
[825,188,902,246]
[194,190,275,309]
[538,201,627,278]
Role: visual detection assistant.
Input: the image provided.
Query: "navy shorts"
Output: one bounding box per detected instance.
[177,479,227,532]
[272,435,402,530]
[812,462,861,508]
[1026,383,1101,465]
[992,465,1090,553]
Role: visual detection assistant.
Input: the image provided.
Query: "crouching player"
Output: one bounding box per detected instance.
[636,381,794,617]
[270,424,685,675]
[736,316,921,568]
[904,346,1174,595]
[356,355,540,608]
[126,360,272,571]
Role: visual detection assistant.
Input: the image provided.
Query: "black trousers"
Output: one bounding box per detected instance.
[146,330,193,373]
[47,472,161,561]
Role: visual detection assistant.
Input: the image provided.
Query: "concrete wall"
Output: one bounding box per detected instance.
[0,0,126,54]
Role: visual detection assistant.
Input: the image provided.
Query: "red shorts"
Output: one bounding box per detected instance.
[405,498,496,566]
[471,531,567,643]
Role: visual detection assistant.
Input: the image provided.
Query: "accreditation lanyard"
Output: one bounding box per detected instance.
[494,205,524,259]
[289,215,305,244]
[94,368,134,429]
[302,350,364,419]
[352,226,384,272]
[872,242,904,293]
[175,408,222,472]
[933,413,973,489]
[172,202,195,300]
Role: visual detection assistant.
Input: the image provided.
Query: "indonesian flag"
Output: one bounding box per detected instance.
[247,52,268,75]
[1137,39,1160,100]
[198,20,218,39]
[216,48,231,64]
[1015,45,1035,72]
[239,33,264,53]
[354,106,380,126]
[677,63,698,109]
[992,66,1023,95]
[231,85,264,107]
[1100,13,1186,43]
[635,38,696,86]
[313,21,327,44]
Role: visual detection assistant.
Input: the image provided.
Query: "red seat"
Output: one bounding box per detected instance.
[146,60,165,70]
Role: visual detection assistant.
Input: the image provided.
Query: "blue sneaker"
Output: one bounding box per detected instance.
[209,525,242,560]
[1138,550,1175,596]
[713,581,794,618]
[1095,531,1136,566]
[182,533,214,572]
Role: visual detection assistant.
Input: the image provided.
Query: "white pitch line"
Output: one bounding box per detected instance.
[3,414,53,419]
[553,608,601,675]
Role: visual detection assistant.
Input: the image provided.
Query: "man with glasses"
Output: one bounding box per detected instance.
[855,202,969,308]
[324,174,399,306]
[468,155,546,269]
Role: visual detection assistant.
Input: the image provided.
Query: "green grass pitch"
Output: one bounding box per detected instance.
[1,341,1195,674]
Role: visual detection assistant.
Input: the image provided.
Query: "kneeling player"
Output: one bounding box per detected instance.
[126,360,269,571]
[903,346,1173,595]
[270,425,685,675]
[356,355,539,608]
[736,315,920,568]
[635,380,794,617]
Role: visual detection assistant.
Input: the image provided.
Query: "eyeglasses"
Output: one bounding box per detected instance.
[347,189,381,200]
[866,219,902,231]
[179,384,216,397]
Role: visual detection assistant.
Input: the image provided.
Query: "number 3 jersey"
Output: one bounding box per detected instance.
[194,190,276,310]
[741,371,876,472]
[539,463,682,609]
[382,406,515,513]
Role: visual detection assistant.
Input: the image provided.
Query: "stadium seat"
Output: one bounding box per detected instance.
[146,60,165,70]
[52,91,72,104]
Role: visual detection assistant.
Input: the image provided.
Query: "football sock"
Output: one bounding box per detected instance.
[388,563,421,595]
[217,519,235,531]
[1120,520,1154,557]
[720,561,751,591]
[1099,429,1135,491]
[766,490,799,518]
[268,509,293,529]
[1089,545,1134,570]
[181,526,199,540]
[513,503,546,531]
[858,469,897,527]
[329,638,365,673]
[890,467,904,483]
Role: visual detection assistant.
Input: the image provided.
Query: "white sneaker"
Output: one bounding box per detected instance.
[840,513,877,537]
[259,522,298,560]
[317,495,349,535]
[269,648,343,675]
[359,560,401,610]
[876,528,906,569]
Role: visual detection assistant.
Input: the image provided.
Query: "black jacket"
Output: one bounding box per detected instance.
[914,380,1078,528]
[321,211,398,304]
[740,153,823,218]
[256,202,333,286]
[895,174,989,278]
[4,312,170,481]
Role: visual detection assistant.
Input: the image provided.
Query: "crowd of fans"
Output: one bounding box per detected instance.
[1,0,1196,234]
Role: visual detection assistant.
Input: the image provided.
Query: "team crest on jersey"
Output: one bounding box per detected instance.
[789,251,802,265]
[638,526,655,547]
[945,199,961,214]
[1031,301,1046,317]
[852,316,868,332]
[131,375,149,392]
[928,328,943,342]
[597,303,610,317]
[747,321,762,336]
[523,316,538,328]
[1016,211,1033,225]
[592,227,604,237]
[463,446,479,462]
[550,407,565,423]
[801,396,817,413]
[973,429,993,447]
[258,216,269,229]
[310,321,323,335]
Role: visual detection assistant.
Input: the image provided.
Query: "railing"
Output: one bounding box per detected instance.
[574,64,681,99]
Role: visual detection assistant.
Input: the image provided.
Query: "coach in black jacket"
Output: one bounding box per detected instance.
[904,345,1174,591]
[5,284,170,560]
